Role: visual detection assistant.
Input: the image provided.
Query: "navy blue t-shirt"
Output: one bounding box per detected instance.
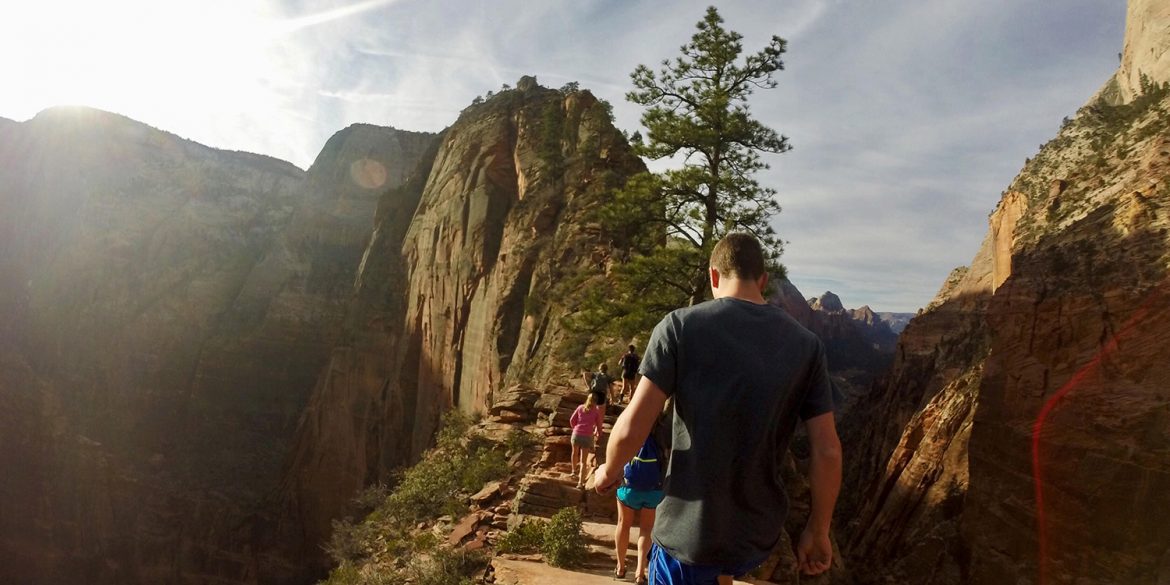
[640,296,834,566]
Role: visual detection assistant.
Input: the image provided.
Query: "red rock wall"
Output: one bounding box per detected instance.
[845,47,1170,585]
[277,81,647,575]
[966,193,1170,584]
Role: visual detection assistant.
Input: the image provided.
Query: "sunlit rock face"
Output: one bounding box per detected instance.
[0,107,433,585]
[278,79,647,575]
[844,3,1170,581]
[1094,0,1170,106]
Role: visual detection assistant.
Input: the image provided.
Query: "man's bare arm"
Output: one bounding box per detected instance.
[592,376,667,492]
[798,412,842,575]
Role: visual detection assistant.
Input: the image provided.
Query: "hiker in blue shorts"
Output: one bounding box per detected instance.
[594,233,842,584]
[613,415,670,585]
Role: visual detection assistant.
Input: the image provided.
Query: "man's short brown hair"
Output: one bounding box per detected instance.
[710,233,766,281]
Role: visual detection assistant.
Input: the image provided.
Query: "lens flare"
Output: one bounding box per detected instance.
[349,158,388,190]
[1030,282,1169,585]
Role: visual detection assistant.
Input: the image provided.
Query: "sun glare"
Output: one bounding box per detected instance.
[1,0,284,138]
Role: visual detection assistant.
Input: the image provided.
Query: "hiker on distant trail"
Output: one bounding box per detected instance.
[569,393,604,489]
[619,344,641,404]
[583,363,616,411]
[594,232,842,584]
[613,412,670,585]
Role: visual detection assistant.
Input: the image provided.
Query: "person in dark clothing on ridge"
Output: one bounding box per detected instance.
[619,344,641,404]
[594,233,842,584]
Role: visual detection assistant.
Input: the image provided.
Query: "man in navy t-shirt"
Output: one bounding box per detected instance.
[594,233,842,584]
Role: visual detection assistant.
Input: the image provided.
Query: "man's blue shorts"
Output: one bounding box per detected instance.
[648,543,766,585]
[617,486,664,510]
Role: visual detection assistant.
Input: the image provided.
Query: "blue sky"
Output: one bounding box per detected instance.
[1,0,1125,312]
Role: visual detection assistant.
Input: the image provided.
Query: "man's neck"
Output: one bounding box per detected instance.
[712,282,767,304]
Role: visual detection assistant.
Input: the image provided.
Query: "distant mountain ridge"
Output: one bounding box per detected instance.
[769,279,900,413]
[29,105,307,173]
[876,311,915,333]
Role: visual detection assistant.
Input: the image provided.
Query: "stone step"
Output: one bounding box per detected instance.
[492,558,772,585]
[492,558,624,585]
[581,520,642,547]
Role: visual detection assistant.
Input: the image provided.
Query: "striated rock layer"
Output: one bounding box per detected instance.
[845,5,1170,582]
[277,79,646,575]
[0,107,433,584]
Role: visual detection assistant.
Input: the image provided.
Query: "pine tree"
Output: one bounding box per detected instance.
[574,6,791,345]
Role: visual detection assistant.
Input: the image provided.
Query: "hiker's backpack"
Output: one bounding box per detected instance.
[623,435,662,491]
[589,372,608,394]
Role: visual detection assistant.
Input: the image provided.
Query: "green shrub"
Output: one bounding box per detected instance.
[460,447,508,492]
[505,429,539,456]
[542,507,587,568]
[319,561,360,585]
[436,410,473,450]
[350,483,390,514]
[319,411,509,583]
[497,519,546,553]
[407,547,486,585]
[499,510,586,566]
[324,518,380,564]
[383,411,510,523]
[385,452,464,522]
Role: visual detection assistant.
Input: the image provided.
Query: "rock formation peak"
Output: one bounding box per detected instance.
[812,291,845,313]
[1093,0,1170,105]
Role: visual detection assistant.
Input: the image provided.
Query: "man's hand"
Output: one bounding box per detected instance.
[593,462,622,494]
[796,527,832,576]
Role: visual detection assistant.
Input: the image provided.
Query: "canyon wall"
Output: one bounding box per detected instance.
[276,78,646,575]
[0,107,433,584]
[845,5,1170,582]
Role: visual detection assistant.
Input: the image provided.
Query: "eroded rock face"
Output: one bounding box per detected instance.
[990,191,1027,290]
[278,82,646,575]
[846,11,1170,581]
[843,299,988,583]
[966,200,1170,585]
[0,107,433,584]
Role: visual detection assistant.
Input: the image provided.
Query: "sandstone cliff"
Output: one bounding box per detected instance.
[845,5,1170,582]
[277,78,646,576]
[0,107,433,584]
[1093,0,1170,106]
